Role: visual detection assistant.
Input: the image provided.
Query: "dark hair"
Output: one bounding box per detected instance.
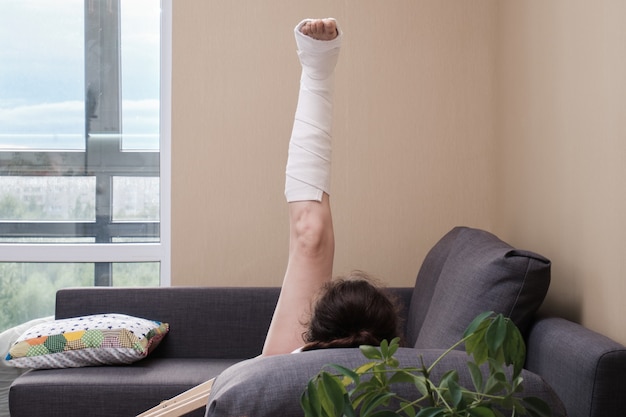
[301,271,403,351]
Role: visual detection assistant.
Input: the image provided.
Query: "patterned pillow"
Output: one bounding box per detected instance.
[5,313,169,369]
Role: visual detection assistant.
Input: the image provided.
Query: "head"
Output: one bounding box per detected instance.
[301,271,403,351]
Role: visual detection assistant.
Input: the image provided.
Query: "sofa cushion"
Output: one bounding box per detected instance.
[408,227,551,350]
[6,313,168,369]
[206,348,566,417]
[405,227,463,345]
[9,357,237,417]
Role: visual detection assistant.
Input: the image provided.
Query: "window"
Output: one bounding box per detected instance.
[0,0,171,332]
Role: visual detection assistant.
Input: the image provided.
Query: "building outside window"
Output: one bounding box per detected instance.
[0,0,171,332]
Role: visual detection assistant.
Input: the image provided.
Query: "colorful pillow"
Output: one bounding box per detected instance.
[5,313,169,369]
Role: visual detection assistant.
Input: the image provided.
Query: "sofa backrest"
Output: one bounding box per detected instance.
[55,287,281,359]
[55,286,415,359]
[406,226,552,349]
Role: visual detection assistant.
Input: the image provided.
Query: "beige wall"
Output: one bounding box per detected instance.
[495,1,626,344]
[172,1,497,286]
[172,1,626,344]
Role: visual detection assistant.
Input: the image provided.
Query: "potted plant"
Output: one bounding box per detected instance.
[301,311,552,417]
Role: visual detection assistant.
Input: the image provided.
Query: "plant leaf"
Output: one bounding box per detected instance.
[387,370,429,397]
[503,321,526,376]
[438,370,460,407]
[386,356,400,368]
[387,337,401,357]
[301,378,322,417]
[465,316,490,365]
[511,375,524,392]
[361,345,383,360]
[484,373,505,395]
[320,371,347,416]
[326,363,360,386]
[400,401,417,417]
[416,407,446,417]
[485,314,507,355]
[341,394,357,417]
[464,311,494,338]
[355,361,378,376]
[368,411,401,417]
[360,392,395,417]
[369,364,387,387]
[300,387,313,417]
[523,396,553,417]
[379,339,390,357]
[492,408,506,417]
[438,369,459,393]
[351,381,385,410]
[447,378,464,409]
[388,370,418,384]
[468,406,496,417]
[467,361,484,392]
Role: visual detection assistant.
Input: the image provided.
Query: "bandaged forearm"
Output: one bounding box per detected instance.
[285,20,342,202]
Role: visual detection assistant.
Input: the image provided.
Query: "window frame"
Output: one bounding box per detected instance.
[0,0,172,286]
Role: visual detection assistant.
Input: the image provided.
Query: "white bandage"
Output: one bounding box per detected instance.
[285,19,343,203]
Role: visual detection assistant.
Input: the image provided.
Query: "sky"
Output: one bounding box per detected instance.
[0,0,160,149]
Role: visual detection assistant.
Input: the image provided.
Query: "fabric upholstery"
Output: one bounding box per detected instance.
[206,348,566,417]
[411,227,551,350]
[526,317,626,417]
[55,287,281,359]
[10,358,237,417]
[406,227,462,345]
[8,227,625,417]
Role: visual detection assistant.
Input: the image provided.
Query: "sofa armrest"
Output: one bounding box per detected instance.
[526,316,626,417]
[55,287,281,359]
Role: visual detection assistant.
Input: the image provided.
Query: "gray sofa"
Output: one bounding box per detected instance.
[9,227,626,417]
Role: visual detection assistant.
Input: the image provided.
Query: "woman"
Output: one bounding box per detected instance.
[263,18,401,356]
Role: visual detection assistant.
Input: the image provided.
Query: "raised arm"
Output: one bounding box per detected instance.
[262,19,342,356]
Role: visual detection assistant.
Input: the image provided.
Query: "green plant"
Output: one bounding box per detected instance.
[301,311,552,417]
